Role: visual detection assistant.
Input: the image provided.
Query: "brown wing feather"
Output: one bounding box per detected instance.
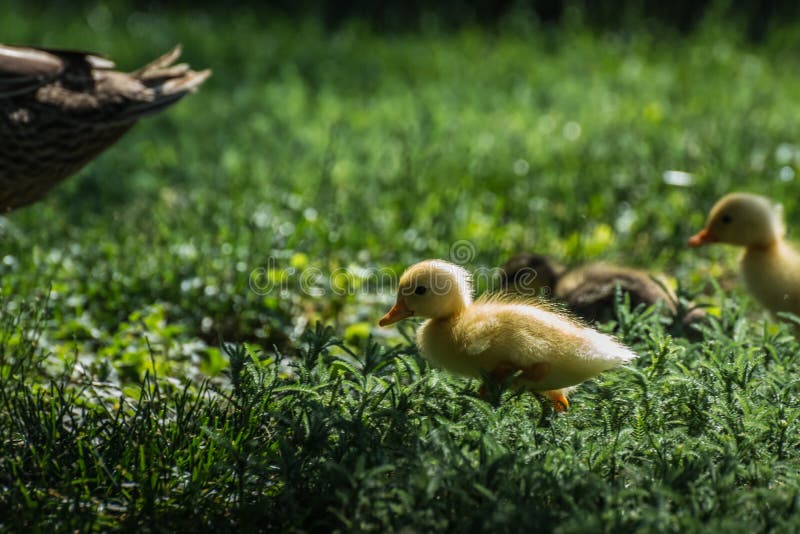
[0,44,211,212]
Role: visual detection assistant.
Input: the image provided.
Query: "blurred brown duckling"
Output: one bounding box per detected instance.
[499,253,705,329]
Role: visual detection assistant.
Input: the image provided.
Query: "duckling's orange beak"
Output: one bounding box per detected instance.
[688,228,718,247]
[379,299,413,327]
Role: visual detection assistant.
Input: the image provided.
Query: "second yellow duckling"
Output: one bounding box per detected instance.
[689,192,800,317]
[379,259,637,411]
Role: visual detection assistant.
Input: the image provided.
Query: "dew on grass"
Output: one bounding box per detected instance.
[204,285,219,297]
[563,121,581,141]
[538,114,556,134]
[173,243,199,260]
[278,222,295,236]
[304,207,318,222]
[46,249,63,264]
[513,159,530,176]
[662,170,694,187]
[66,295,86,308]
[528,197,547,211]
[348,264,372,281]
[201,317,214,332]
[181,277,202,292]
[778,166,795,182]
[615,203,637,234]
[251,206,272,229]
[750,149,767,172]
[775,143,794,164]
[287,194,303,210]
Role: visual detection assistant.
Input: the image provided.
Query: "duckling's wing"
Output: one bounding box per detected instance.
[460,313,503,356]
[455,302,576,365]
[456,302,636,389]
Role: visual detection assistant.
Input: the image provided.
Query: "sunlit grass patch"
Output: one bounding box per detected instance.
[1,2,800,530]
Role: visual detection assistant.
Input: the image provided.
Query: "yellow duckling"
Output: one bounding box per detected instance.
[689,192,800,317]
[379,259,637,411]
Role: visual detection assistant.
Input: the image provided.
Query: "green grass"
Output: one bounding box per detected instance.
[2,2,800,531]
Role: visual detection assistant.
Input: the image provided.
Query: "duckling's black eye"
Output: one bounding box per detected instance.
[721,214,733,224]
[414,286,427,295]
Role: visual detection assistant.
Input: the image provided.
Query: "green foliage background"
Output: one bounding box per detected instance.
[1,2,800,531]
